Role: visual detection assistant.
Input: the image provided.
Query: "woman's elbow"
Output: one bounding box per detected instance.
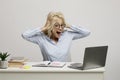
[86,31,91,36]
[21,33,27,39]
[83,30,91,37]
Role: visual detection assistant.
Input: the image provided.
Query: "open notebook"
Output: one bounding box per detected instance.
[32,61,66,68]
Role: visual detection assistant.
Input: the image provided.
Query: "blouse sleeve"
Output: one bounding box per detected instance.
[21,27,42,44]
[67,25,90,40]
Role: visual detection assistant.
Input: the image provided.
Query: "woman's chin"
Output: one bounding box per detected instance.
[57,34,61,38]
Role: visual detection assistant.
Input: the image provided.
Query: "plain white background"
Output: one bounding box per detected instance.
[0,0,120,80]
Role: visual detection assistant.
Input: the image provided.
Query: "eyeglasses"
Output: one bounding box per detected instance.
[54,23,65,29]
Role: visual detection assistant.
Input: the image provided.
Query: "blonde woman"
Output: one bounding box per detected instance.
[22,12,90,62]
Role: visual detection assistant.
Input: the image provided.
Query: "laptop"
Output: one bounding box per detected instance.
[68,46,108,70]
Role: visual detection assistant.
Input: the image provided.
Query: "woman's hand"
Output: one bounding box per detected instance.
[66,23,71,28]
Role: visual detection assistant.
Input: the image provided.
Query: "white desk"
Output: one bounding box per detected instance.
[0,62,105,80]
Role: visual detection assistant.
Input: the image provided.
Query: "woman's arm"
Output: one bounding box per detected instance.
[67,25,90,40]
[21,27,42,44]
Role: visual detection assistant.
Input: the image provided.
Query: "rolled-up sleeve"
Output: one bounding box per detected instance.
[67,25,90,40]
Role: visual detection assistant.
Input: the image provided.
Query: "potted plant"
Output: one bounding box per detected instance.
[0,52,10,69]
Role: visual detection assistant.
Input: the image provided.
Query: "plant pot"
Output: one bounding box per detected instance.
[0,60,8,69]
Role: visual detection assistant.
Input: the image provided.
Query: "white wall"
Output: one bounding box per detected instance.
[0,0,120,80]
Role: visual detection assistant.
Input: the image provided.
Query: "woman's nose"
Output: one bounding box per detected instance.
[59,26,62,29]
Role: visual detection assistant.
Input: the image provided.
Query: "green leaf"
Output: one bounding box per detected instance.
[0,52,10,61]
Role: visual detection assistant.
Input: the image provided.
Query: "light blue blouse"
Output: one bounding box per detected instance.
[22,25,90,62]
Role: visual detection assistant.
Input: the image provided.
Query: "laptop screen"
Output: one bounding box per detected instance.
[82,46,108,70]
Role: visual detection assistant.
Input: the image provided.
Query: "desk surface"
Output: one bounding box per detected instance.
[0,62,105,73]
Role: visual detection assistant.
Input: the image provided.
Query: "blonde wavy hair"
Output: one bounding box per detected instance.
[42,11,69,37]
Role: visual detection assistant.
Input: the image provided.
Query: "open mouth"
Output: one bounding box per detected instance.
[56,31,62,35]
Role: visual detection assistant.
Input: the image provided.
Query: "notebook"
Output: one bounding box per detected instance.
[32,61,66,68]
[68,46,108,70]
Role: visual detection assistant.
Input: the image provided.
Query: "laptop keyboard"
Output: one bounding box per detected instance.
[68,63,83,69]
